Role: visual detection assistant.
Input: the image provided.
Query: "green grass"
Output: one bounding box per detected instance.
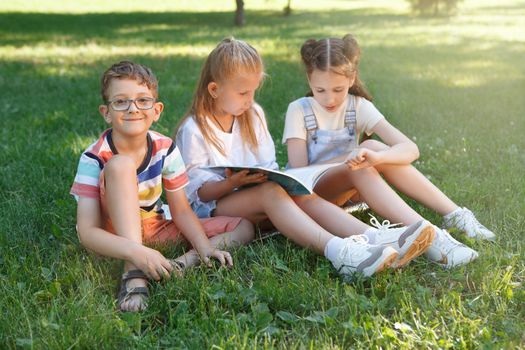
[1,0,524,348]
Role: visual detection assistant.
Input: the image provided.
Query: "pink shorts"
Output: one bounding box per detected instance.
[98,170,242,243]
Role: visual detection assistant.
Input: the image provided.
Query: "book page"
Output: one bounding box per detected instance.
[284,163,343,189]
[204,163,342,196]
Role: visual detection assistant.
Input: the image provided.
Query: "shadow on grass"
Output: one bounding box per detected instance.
[0,10,409,46]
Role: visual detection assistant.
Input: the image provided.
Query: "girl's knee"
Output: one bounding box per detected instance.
[257,181,288,200]
[293,193,318,206]
[237,218,255,242]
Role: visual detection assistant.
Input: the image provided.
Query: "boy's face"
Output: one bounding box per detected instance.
[99,78,163,138]
[308,69,355,113]
[208,71,263,117]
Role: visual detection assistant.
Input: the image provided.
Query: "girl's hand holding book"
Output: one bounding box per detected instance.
[225,168,268,188]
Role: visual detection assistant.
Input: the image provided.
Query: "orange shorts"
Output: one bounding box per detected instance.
[98,170,242,243]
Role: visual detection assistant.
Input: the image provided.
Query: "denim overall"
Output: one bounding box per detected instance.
[300,96,359,164]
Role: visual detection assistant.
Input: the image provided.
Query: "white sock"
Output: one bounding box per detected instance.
[362,228,378,244]
[443,207,462,220]
[324,237,344,264]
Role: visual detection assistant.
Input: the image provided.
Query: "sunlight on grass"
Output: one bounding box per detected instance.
[0,42,293,66]
[69,134,98,155]
[0,43,210,62]
[116,23,187,34]
[35,64,90,78]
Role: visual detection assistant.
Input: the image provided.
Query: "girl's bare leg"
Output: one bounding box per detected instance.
[291,193,370,237]
[314,140,459,225]
[214,182,333,254]
[215,182,400,277]
[314,163,423,225]
[377,164,458,216]
[362,139,458,216]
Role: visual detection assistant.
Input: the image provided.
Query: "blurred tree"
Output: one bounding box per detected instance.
[234,1,293,26]
[284,0,292,16]
[235,0,245,26]
[407,0,462,15]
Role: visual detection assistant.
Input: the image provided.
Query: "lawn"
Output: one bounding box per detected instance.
[1,0,524,348]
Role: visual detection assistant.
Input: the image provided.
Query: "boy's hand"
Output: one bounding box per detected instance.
[129,244,173,281]
[345,148,383,170]
[225,168,267,188]
[200,248,233,268]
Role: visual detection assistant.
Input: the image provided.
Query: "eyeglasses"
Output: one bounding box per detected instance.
[107,97,157,111]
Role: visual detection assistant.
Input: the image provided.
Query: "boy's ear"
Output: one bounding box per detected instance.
[207,82,218,98]
[99,105,111,124]
[152,101,164,122]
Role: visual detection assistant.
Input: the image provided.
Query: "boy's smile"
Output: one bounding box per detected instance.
[99,79,163,139]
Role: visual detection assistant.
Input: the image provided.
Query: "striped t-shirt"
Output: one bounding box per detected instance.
[70,129,189,219]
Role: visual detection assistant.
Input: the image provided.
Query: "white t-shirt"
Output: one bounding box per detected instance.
[282,95,385,144]
[176,103,278,211]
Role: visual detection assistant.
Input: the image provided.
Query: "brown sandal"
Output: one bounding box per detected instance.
[169,260,186,277]
[117,269,149,312]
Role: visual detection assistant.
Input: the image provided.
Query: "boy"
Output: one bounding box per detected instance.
[71,61,254,312]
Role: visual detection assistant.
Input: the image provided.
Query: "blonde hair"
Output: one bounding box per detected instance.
[101,61,158,102]
[300,34,372,101]
[177,38,265,156]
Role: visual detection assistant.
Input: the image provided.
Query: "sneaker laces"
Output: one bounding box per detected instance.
[434,226,462,254]
[369,214,402,233]
[338,235,370,263]
[461,208,487,231]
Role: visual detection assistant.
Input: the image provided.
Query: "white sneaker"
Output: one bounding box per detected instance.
[444,207,495,241]
[332,235,399,278]
[369,216,436,268]
[425,226,478,268]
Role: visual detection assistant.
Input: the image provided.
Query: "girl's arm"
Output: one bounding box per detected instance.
[198,169,267,202]
[166,189,232,266]
[367,119,419,165]
[198,178,236,202]
[285,120,418,169]
[286,138,309,168]
[76,197,172,280]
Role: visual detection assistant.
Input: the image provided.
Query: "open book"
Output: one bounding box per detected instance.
[205,163,343,196]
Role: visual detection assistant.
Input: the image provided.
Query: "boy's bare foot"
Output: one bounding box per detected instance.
[117,270,149,312]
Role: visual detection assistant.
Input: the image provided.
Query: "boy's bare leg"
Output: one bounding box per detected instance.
[171,219,255,271]
[104,155,148,312]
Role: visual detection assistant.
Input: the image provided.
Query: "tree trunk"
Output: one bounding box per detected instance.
[235,0,245,26]
[284,0,292,16]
